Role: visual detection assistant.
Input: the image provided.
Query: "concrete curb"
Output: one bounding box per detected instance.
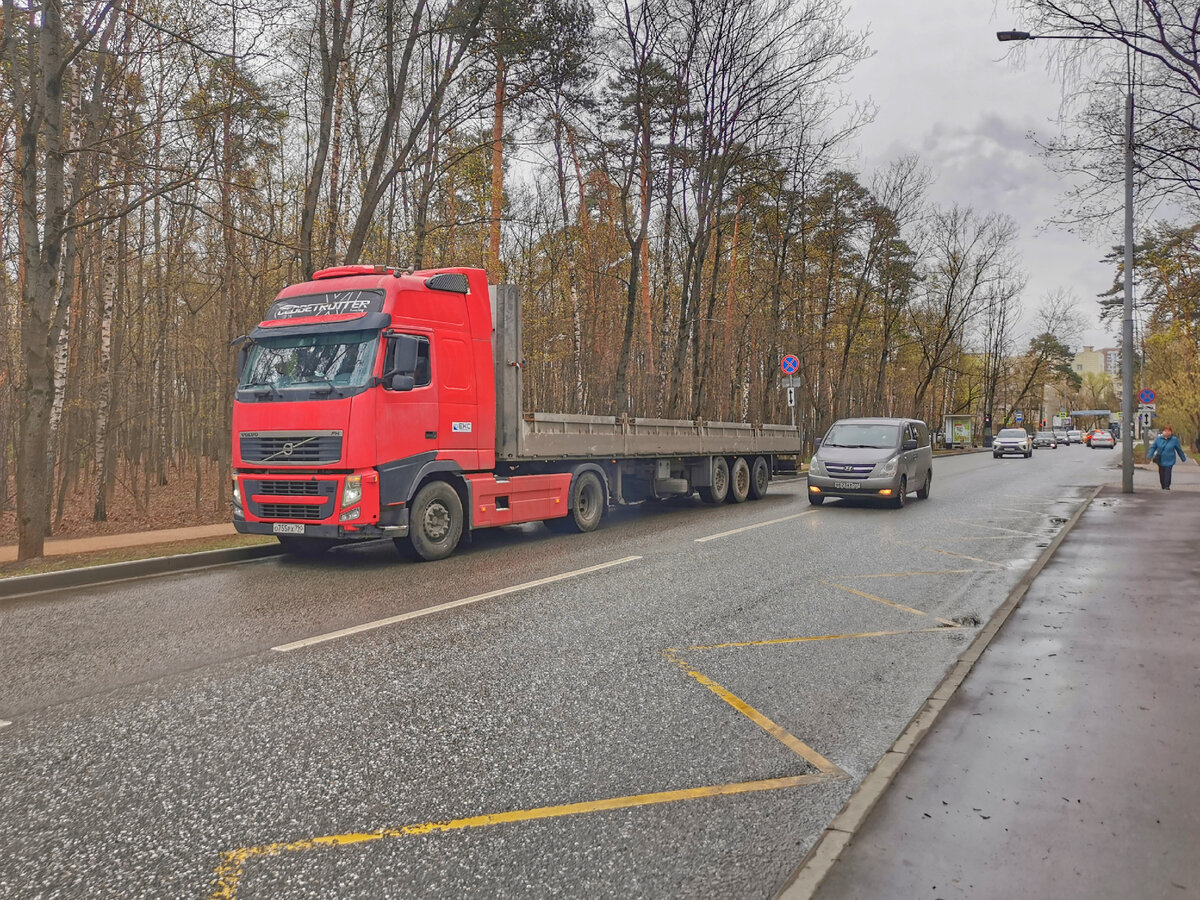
[0,543,284,602]
[775,482,1105,899]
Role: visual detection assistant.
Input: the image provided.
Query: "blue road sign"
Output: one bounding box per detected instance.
[1139,388,1155,404]
[781,354,800,375]
[1015,411,1023,422]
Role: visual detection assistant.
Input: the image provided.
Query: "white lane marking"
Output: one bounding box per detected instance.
[0,720,11,730]
[694,510,816,543]
[272,556,643,652]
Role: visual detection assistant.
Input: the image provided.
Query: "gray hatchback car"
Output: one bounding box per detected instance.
[807,417,934,508]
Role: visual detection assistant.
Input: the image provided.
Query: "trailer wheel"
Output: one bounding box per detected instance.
[402,481,463,561]
[748,456,770,500]
[698,457,729,504]
[546,470,605,533]
[726,457,751,503]
[276,535,337,555]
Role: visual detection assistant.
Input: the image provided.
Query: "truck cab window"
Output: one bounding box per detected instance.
[385,335,431,388]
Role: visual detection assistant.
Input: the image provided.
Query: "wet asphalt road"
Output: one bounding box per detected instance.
[0,444,1117,899]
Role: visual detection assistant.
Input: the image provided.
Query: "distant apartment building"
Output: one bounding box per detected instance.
[1072,346,1121,378]
[1043,346,1122,420]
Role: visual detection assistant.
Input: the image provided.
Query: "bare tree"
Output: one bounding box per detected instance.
[1006,0,1200,213]
[910,207,1020,412]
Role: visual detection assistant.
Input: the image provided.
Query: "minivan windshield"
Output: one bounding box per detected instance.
[822,423,900,449]
[239,329,378,396]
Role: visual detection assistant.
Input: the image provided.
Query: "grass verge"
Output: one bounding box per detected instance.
[0,535,277,580]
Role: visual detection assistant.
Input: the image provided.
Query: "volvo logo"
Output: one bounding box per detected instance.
[281,442,295,456]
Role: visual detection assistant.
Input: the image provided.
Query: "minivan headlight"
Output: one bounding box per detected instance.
[808,458,826,475]
[878,456,899,476]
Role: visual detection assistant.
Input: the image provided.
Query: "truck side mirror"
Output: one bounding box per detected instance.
[390,334,419,376]
[382,334,420,390]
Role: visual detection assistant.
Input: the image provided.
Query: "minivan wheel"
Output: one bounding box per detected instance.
[916,470,932,500]
[808,494,825,506]
[892,476,907,509]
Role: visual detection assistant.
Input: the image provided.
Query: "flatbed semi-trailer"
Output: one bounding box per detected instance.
[232,267,801,560]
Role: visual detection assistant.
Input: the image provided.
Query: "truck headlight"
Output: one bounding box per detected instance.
[340,507,361,522]
[232,477,243,518]
[342,475,362,507]
[878,456,898,476]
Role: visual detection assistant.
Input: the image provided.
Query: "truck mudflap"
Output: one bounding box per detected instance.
[234,518,408,540]
[465,472,573,528]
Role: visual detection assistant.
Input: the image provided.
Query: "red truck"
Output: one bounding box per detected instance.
[232,265,801,560]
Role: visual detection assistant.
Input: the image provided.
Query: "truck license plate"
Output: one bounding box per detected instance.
[272,523,305,535]
[833,481,859,490]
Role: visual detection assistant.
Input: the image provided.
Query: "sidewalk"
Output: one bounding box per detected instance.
[794,461,1200,899]
[0,523,237,564]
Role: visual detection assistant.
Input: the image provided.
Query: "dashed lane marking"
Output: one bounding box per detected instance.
[694,510,817,542]
[0,719,11,730]
[271,556,642,652]
[824,581,959,627]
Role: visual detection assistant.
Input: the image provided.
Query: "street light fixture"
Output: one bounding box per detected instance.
[996,29,1135,493]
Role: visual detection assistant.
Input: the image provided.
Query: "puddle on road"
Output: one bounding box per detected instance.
[951,614,982,627]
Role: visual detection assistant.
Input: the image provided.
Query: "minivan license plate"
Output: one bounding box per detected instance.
[272,523,305,535]
[833,481,859,490]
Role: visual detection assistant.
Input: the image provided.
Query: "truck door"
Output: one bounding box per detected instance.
[377,334,438,471]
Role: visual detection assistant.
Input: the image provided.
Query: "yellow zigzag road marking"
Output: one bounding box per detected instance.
[824,580,959,627]
[211,616,973,895]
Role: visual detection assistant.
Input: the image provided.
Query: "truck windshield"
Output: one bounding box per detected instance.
[239,329,378,396]
[822,423,899,449]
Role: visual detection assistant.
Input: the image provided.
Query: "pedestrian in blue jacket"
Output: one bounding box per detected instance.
[1147,425,1187,490]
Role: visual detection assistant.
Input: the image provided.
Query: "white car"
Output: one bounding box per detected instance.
[1067,430,1084,444]
[993,428,1032,458]
[1090,430,1116,449]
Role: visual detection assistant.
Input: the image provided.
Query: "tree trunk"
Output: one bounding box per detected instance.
[93,223,118,521]
[488,51,506,280]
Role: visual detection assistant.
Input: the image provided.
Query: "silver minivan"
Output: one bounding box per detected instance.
[807,417,934,508]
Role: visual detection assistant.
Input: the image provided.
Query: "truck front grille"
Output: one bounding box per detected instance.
[245,477,338,521]
[257,503,326,520]
[256,480,321,496]
[239,431,342,465]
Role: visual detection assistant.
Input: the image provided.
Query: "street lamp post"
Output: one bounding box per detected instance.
[997,30,1136,493]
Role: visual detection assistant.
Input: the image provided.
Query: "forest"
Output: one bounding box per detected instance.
[2,0,1198,558]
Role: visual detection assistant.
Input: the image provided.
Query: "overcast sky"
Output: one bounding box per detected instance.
[840,0,1120,349]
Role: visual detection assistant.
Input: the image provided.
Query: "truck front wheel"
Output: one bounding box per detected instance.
[546,470,605,534]
[402,481,463,561]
